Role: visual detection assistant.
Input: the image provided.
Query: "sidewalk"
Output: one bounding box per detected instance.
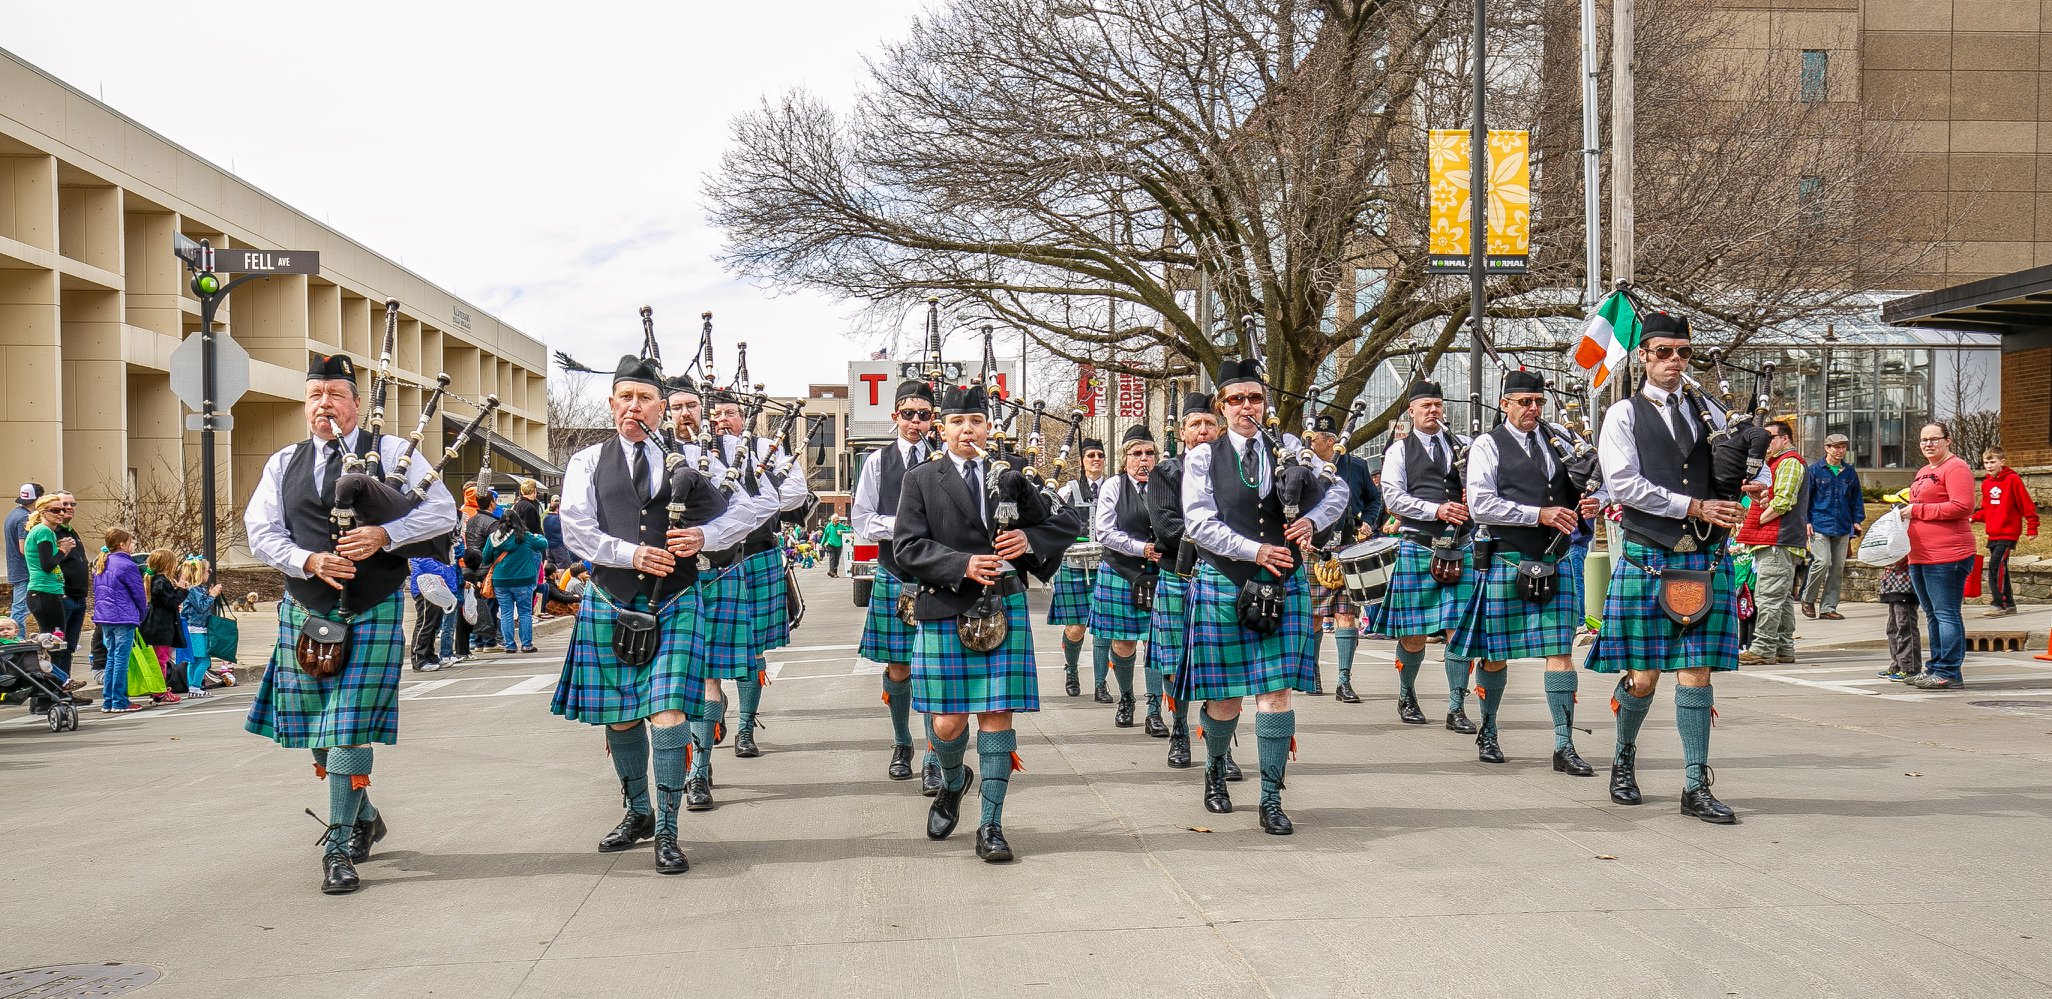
[1789,602,2050,651]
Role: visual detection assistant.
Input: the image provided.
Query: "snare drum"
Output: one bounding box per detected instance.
[1337,537,1400,606]
[1063,541,1103,570]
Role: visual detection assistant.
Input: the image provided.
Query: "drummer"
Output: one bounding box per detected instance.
[1052,442,1108,700]
[1304,414,1379,704]
[1088,425,1164,731]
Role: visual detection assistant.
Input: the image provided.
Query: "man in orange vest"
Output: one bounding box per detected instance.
[1736,421,1811,666]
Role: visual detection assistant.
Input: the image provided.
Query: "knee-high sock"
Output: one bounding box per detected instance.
[1675,685,1714,791]
[1255,710,1294,808]
[324,747,373,854]
[1335,627,1359,686]
[1092,637,1112,688]
[1201,706,1239,773]
[1543,671,1578,751]
[689,697,725,780]
[1476,666,1507,734]
[650,722,691,837]
[977,729,1017,826]
[1111,648,1135,696]
[737,661,764,733]
[1169,683,1190,731]
[1061,636,1083,674]
[1613,679,1653,758]
[883,674,914,747]
[1445,650,1471,712]
[934,728,971,792]
[1143,664,1163,713]
[1395,645,1425,697]
[923,713,939,769]
[605,723,652,815]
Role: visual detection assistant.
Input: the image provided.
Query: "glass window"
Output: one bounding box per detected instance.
[1800,50,1828,102]
[1798,176,1824,221]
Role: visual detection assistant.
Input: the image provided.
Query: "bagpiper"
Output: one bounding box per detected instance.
[711,390,811,763]
[1147,392,1224,771]
[1087,425,1164,730]
[853,380,944,793]
[1303,413,1381,703]
[1052,440,1108,699]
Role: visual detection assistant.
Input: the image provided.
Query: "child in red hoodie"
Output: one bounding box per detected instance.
[1972,447,2039,616]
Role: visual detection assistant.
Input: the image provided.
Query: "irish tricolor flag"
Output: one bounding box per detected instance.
[1574,291,1640,390]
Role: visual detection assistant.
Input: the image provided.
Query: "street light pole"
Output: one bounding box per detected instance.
[1468,0,1489,422]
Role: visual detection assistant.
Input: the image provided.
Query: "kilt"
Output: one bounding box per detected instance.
[1309,578,1357,619]
[1584,541,1741,674]
[1146,573,1190,675]
[1175,563,1313,701]
[245,592,405,749]
[744,547,792,653]
[1362,539,1475,637]
[1086,563,1152,641]
[858,564,918,665]
[550,584,707,725]
[911,587,1038,714]
[1447,549,1581,662]
[1046,563,1094,626]
[695,560,755,680]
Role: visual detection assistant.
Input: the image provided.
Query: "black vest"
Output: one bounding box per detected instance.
[873,440,917,575]
[1102,474,1156,582]
[590,437,699,603]
[1067,477,1100,530]
[1486,424,1574,559]
[1150,457,1184,565]
[1200,437,1287,586]
[729,437,782,551]
[1397,432,1464,537]
[1620,392,1722,550]
[281,434,410,616]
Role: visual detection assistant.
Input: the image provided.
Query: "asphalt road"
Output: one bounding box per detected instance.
[4,565,2051,998]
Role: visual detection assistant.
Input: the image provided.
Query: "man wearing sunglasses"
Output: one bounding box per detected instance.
[1053,440,1111,701]
[854,380,944,791]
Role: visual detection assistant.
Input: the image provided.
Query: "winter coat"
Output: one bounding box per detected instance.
[89,551,147,626]
[1972,468,2040,541]
[141,573,186,647]
[1805,459,1865,537]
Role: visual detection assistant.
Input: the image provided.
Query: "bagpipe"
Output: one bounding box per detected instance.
[1538,373,1605,502]
[695,312,813,626]
[1685,348,1775,502]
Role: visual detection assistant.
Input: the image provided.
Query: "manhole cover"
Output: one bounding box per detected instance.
[1969,700,2052,716]
[0,963,161,998]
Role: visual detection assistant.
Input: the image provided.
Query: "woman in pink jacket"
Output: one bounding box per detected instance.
[1903,423,1977,690]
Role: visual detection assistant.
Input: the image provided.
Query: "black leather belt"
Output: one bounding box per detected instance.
[744,535,779,556]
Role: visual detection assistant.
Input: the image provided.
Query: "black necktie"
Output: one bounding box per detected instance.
[963,459,984,524]
[319,439,343,506]
[631,442,650,500]
[1426,434,1443,470]
[1668,398,1694,450]
[1525,430,1541,461]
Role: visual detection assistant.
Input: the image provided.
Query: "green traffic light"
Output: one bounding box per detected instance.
[192,271,221,296]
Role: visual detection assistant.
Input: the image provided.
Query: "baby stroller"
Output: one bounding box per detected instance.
[0,639,82,732]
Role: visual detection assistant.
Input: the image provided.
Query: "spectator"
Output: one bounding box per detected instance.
[140,548,188,699]
[822,514,849,577]
[464,487,502,648]
[1801,433,1863,620]
[1971,447,2038,617]
[542,562,587,618]
[1903,423,1977,690]
[542,494,571,572]
[408,549,462,672]
[6,482,44,629]
[483,516,547,654]
[23,493,87,689]
[176,557,222,694]
[90,527,147,713]
[1737,421,1811,666]
[1876,493,1922,681]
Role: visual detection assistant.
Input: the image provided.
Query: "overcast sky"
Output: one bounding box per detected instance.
[5,0,942,398]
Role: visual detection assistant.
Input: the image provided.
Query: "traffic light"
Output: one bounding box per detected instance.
[192,271,221,296]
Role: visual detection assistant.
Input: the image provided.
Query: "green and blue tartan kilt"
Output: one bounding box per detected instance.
[1046,562,1094,625]
[1146,573,1190,675]
[911,588,1039,714]
[245,592,405,749]
[1447,550,1582,662]
[745,547,792,653]
[1584,541,1741,674]
[1174,563,1313,701]
[859,564,918,665]
[1087,563,1152,640]
[695,560,755,680]
[551,584,707,725]
[1362,540,1476,637]
[1309,578,1357,618]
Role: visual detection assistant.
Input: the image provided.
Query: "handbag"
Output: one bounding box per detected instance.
[610,606,660,668]
[128,641,169,696]
[207,600,240,664]
[294,615,350,679]
[1235,574,1285,635]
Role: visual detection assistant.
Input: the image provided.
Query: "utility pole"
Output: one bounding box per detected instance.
[1610,0,1637,409]
[1467,0,1489,425]
[1580,0,1603,308]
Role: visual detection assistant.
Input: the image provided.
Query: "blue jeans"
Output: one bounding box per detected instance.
[100,623,137,709]
[496,584,535,650]
[1909,557,1972,681]
[439,610,457,658]
[8,583,27,638]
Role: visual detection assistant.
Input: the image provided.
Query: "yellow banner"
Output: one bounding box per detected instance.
[1427,128,1530,274]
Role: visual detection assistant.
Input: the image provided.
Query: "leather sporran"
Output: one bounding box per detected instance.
[1429,538,1466,585]
[1235,578,1285,635]
[1656,568,1716,629]
[896,589,919,628]
[1132,574,1158,612]
[956,591,1009,652]
[611,607,661,667]
[293,616,350,680]
[1514,558,1560,604]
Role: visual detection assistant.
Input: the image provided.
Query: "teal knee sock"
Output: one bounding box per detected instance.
[934,729,971,791]
[1613,679,1653,759]
[650,722,691,837]
[1143,665,1163,714]
[737,663,764,734]
[1445,652,1471,712]
[923,713,938,770]
[883,675,913,746]
[1062,636,1082,673]
[1395,645,1424,697]
[1335,627,1359,685]
[977,729,1017,826]
[1675,685,1714,791]
[324,747,373,854]
[311,747,329,772]
[605,723,652,815]
[1092,637,1111,688]
[1169,686,1190,732]
[1476,666,1507,734]
[1201,706,1239,773]
[1255,710,1294,808]
[1111,649,1135,696]
[689,698,724,780]
[1543,671,1578,751]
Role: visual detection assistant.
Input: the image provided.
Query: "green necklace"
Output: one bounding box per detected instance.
[1231,440,1262,488]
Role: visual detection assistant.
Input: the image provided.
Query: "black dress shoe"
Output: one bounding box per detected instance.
[1094,682,1114,704]
[1476,728,1505,764]
[1680,785,1738,824]
[887,745,915,781]
[1167,730,1192,768]
[1446,709,1477,735]
[975,823,1015,862]
[927,765,971,840]
[1114,694,1136,728]
[321,852,361,895]
[1609,746,1642,806]
[734,729,760,758]
[654,834,691,874]
[921,757,943,797]
[347,812,388,863]
[1552,746,1594,777]
[1335,681,1361,704]
[1144,713,1169,738]
[1259,801,1294,836]
[598,811,655,853]
[1396,691,1427,724]
[1065,669,1081,697]
[1203,766,1233,813]
[1223,754,1244,782]
[685,776,714,812]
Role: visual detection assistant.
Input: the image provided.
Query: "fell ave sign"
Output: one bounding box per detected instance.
[213,248,321,275]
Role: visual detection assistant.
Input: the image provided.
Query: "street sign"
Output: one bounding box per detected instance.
[168,331,252,412]
[184,414,235,431]
[173,232,206,270]
[212,248,321,275]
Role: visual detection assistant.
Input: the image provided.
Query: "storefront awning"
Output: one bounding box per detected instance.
[441,415,563,479]
[1883,264,2052,341]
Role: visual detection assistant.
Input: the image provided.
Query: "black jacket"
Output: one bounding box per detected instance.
[894,453,1082,619]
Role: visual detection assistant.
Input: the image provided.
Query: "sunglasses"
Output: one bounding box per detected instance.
[896,409,934,421]
[1221,393,1266,407]
[1503,396,1547,408]
[1128,449,1159,458]
[1644,345,1694,360]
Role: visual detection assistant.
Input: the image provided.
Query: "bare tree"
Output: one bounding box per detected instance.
[547,368,612,469]
[100,461,246,564]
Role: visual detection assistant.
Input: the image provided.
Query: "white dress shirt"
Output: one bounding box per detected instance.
[1596,380,1767,518]
[851,435,928,541]
[246,426,459,579]
[1466,427,1556,528]
[1093,473,1150,557]
[1379,428,1469,523]
[1183,429,1348,561]
[558,435,755,568]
